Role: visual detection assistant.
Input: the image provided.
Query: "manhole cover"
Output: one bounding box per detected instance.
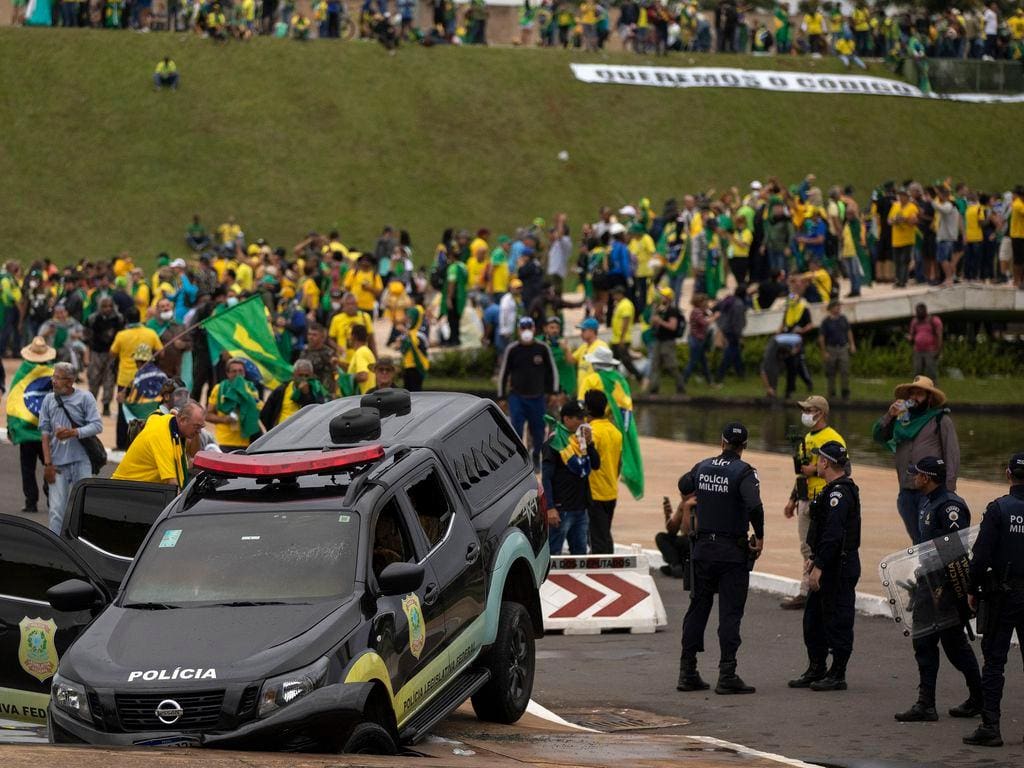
[557,707,689,732]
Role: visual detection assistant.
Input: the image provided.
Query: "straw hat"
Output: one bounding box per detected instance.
[894,375,946,408]
[21,336,56,364]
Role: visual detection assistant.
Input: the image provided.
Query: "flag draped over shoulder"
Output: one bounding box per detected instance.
[202,296,293,388]
[5,362,53,444]
[595,368,644,500]
[123,362,168,423]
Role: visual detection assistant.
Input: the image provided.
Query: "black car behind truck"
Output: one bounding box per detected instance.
[0,390,550,753]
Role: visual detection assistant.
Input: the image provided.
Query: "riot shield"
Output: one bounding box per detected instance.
[878,525,978,640]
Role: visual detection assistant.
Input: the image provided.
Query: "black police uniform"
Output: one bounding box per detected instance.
[679,449,764,692]
[800,475,860,688]
[895,486,981,720]
[965,483,1024,743]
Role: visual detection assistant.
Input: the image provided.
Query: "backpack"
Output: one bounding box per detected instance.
[673,308,687,339]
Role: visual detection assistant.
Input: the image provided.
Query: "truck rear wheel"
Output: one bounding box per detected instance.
[342,721,397,754]
[471,601,535,723]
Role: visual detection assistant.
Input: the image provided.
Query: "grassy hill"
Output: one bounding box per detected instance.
[0,28,1019,265]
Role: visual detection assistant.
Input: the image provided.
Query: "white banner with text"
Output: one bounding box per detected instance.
[569,63,1024,103]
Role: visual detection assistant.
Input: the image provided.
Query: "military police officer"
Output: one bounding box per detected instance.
[963,453,1024,748]
[788,441,860,692]
[678,422,765,695]
[894,456,982,722]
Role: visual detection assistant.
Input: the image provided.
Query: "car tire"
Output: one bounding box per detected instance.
[471,600,535,723]
[342,721,397,755]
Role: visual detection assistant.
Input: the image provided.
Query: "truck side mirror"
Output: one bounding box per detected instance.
[377,562,424,596]
[47,579,104,613]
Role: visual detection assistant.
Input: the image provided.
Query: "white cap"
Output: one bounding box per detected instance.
[618,205,637,217]
[609,222,626,236]
[170,258,187,268]
[750,180,763,190]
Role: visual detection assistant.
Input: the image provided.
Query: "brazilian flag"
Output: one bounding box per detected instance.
[202,296,293,388]
[595,368,644,500]
[6,362,54,444]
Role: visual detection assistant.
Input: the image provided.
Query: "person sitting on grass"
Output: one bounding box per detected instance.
[292,13,312,39]
[207,3,228,39]
[153,56,179,91]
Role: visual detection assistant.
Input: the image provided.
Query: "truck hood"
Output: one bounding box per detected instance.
[59,599,362,687]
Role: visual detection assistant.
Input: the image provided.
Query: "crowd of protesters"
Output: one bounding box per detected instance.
[14,0,1024,61]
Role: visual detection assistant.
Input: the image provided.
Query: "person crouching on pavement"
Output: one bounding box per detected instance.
[788,441,860,692]
[657,471,697,582]
[894,456,982,723]
[543,400,600,556]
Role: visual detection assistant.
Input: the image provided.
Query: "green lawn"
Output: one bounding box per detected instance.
[0,29,1019,265]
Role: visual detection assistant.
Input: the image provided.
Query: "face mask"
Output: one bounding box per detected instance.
[331,301,342,311]
[226,297,239,307]
[800,412,818,428]
[520,330,534,343]
[160,311,174,322]
[788,292,798,300]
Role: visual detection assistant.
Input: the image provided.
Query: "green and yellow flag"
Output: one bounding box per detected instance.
[5,361,54,444]
[202,296,293,388]
[596,368,644,500]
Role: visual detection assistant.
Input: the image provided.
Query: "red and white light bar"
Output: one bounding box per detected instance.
[193,445,385,478]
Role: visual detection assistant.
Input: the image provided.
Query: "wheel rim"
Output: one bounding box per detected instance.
[507,616,530,702]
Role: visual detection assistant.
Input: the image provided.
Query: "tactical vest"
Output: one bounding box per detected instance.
[990,493,1024,581]
[693,452,753,537]
[807,476,861,561]
[918,488,969,541]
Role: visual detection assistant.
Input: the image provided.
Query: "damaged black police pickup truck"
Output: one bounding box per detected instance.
[0,390,549,753]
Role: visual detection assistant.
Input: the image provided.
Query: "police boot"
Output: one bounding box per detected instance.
[715,661,755,695]
[949,685,983,718]
[894,700,939,722]
[963,720,1003,747]
[787,660,827,689]
[677,655,710,692]
[809,658,848,691]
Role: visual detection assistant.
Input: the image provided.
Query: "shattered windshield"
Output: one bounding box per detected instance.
[124,510,358,607]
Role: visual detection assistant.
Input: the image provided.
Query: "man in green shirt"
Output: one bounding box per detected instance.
[445,254,468,347]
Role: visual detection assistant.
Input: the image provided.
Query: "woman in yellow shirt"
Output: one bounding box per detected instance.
[887,189,918,288]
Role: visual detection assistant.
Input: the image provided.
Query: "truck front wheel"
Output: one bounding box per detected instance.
[471,601,535,723]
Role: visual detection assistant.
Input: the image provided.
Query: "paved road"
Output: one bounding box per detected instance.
[532,571,1024,768]
[2,442,1021,767]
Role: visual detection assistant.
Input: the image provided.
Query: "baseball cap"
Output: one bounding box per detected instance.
[518,317,535,328]
[577,317,599,331]
[750,180,763,190]
[1007,453,1024,479]
[722,422,748,446]
[812,441,849,465]
[658,287,674,300]
[169,258,187,269]
[798,395,830,416]
[609,222,627,236]
[509,278,523,289]
[908,456,946,481]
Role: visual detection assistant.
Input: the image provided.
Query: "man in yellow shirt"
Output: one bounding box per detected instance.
[109,306,163,387]
[584,388,622,554]
[206,358,262,451]
[780,395,846,610]
[803,8,826,53]
[328,292,376,367]
[343,254,383,315]
[258,359,326,428]
[887,188,919,288]
[234,248,255,292]
[217,216,242,245]
[628,223,657,315]
[609,285,642,380]
[572,317,609,399]
[1009,185,1024,289]
[153,56,178,90]
[728,216,753,285]
[112,403,206,489]
[466,242,491,307]
[347,325,376,395]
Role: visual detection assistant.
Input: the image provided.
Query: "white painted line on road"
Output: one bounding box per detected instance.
[525,699,600,732]
[687,735,821,768]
